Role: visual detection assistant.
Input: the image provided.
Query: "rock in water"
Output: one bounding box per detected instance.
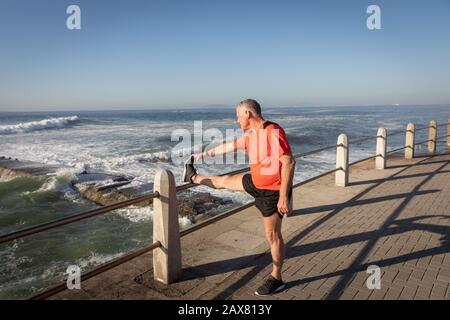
[72,172,138,205]
[0,157,61,180]
[176,191,230,221]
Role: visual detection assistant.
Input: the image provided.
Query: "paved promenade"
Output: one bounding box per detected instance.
[49,152,450,300]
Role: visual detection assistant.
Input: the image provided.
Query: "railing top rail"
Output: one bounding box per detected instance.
[350,136,376,145]
[387,128,408,137]
[415,125,431,132]
[349,154,379,166]
[386,146,407,154]
[415,139,432,146]
[292,143,340,158]
[177,143,342,192]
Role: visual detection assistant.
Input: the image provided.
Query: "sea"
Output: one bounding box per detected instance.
[0,105,449,299]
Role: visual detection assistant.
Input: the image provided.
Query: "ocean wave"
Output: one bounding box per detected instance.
[99,144,204,168]
[77,252,124,270]
[20,171,76,195]
[114,205,194,227]
[0,116,79,135]
[0,239,33,273]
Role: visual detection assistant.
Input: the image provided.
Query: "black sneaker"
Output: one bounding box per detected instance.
[183,156,198,183]
[254,275,285,296]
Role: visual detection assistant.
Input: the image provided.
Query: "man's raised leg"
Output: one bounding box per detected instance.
[192,173,246,192]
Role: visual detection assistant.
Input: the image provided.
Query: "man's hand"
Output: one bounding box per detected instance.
[277,194,290,216]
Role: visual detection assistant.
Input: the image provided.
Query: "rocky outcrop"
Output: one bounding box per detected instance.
[177,191,230,220]
[0,157,61,180]
[72,173,136,205]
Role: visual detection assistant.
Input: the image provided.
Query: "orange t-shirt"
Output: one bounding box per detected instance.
[233,121,292,191]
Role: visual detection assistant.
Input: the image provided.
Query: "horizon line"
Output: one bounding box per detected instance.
[0,103,449,114]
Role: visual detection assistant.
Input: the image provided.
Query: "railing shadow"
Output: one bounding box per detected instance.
[347,170,450,187]
[387,159,450,169]
[289,189,439,216]
[183,214,450,280]
[323,159,448,299]
[285,215,450,297]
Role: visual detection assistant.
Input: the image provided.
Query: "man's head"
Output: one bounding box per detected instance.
[236,99,263,130]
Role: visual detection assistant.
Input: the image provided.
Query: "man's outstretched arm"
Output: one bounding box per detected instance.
[192,141,237,160]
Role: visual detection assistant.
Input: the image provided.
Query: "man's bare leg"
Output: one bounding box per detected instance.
[192,173,246,192]
[263,213,284,280]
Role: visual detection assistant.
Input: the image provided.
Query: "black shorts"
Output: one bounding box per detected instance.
[242,174,292,219]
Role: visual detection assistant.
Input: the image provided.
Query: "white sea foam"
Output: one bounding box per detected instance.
[115,206,154,223]
[0,239,33,271]
[0,176,15,183]
[383,121,405,131]
[77,252,124,270]
[105,150,174,166]
[35,252,129,282]
[114,205,194,227]
[21,171,77,196]
[0,116,79,135]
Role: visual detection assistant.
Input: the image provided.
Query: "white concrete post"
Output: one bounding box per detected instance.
[428,120,437,155]
[405,123,415,159]
[376,128,387,170]
[447,119,450,148]
[335,134,349,187]
[153,169,182,284]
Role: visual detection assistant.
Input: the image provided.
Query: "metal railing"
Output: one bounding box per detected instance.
[0,118,448,299]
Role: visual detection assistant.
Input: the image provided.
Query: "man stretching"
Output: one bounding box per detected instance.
[183,99,296,296]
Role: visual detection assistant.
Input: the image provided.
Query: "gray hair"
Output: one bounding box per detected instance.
[238,99,262,117]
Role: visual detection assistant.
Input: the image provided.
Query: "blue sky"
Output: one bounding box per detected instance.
[0,0,449,111]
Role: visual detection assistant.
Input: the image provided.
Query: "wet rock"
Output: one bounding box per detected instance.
[0,157,60,180]
[72,172,138,206]
[176,191,230,221]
